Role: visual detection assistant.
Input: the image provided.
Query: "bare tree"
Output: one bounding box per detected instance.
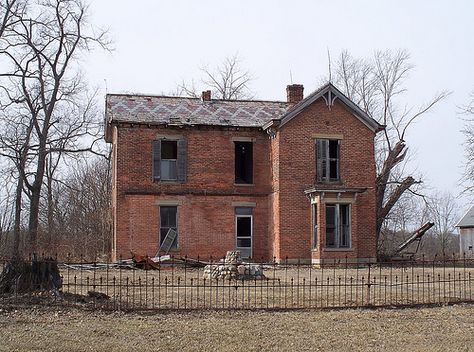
[45,156,112,260]
[178,54,254,100]
[461,92,474,194]
[0,0,26,39]
[0,0,110,254]
[0,170,15,252]
[333,50,450,248]
[422,192,459,257]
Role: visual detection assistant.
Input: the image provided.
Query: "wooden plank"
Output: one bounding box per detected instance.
[158,228,177,255]
[395,222,434,254]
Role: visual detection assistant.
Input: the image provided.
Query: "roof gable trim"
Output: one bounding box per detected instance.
[277,83,384,133]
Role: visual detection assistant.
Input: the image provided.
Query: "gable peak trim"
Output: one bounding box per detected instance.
[276,83,384,133]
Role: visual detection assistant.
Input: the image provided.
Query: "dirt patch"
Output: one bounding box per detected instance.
[0,304,473,351]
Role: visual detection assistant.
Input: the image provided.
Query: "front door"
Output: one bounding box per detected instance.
[235,210,252,259]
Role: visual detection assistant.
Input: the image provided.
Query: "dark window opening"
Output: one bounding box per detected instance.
[160,206,177,249]
[235,141,253,184]
[312,203,318,249]
[325,204,350,249]
[317,139,340,182]
[326,205,337,247]
[161,140,177,180]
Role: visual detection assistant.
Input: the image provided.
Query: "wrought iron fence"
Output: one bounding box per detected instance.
[2,255,474,311]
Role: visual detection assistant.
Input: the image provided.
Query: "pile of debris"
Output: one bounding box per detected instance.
[203,251,265,281]
[0,257,62,294]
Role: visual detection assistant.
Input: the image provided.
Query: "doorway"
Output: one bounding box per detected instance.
[235,207,252,258]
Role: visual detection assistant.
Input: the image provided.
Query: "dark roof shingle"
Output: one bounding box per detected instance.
[106,94,289,128]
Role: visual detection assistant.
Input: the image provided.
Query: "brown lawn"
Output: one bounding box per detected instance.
[0,304,473,352]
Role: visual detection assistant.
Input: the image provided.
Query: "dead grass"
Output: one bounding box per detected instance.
[0,304,473,351]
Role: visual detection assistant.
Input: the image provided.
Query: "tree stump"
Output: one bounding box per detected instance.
[0,257,62,294]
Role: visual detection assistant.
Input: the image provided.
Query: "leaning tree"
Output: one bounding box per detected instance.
[332,50,449,251]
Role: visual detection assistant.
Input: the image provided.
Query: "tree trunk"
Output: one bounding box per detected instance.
[0,257,62,294]
[12,175,23,258]
[46,156,55,252]
[28,142,47,254]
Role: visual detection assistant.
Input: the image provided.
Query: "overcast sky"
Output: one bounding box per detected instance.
[85,0,474,209]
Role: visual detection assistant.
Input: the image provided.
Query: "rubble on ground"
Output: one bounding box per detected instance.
[203,251,265,280]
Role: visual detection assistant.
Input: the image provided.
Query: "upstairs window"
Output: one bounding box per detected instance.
[235,141,253,184]
[316,139,340,182]
[161,140,177,180]
[152,138,187,182]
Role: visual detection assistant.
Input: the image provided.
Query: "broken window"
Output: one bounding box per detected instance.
[325,204,350,249]
[161,140,177,180]
[235,141,253,184]
[316,139,340,182]
[160,206,177,249]
[152,138,187,182]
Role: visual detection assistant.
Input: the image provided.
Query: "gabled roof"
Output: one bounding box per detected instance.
[105,83,384,139]
[106,94,288,128]
[278,83,384,133]
[457,205,474,228]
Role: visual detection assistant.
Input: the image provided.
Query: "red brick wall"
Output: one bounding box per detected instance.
[113,126,271,260]
[121,194,268,260]
[276,99,377,261]
[112,98,377,262]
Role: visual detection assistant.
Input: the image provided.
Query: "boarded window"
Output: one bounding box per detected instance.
[152,139,187,183]
[325,204,350,248]
[160,206,177,249]
[235,141,253,184]
[316,139,340,182]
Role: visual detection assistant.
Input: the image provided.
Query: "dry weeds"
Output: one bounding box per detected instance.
[0,304,473,352]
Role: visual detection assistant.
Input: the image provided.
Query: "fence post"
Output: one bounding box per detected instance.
[366,262,371,306]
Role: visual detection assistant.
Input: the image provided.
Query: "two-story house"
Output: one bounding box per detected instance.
[105,83,384,263]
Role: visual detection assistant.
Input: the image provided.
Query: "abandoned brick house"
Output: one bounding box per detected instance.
[105,83,384,263]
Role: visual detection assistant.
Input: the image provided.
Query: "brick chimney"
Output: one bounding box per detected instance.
[286,84,304,104]
[202,90,211,101]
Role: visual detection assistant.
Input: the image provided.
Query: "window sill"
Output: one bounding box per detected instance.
[316,180,343,185]
[234,183,254,187]
[322,248,353,252]
[155,180,181,184]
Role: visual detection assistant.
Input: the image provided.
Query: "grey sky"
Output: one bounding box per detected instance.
[85,0,474,207]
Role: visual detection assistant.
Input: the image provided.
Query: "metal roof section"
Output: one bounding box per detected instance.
[457,205,474,228]
[278,83,384,133]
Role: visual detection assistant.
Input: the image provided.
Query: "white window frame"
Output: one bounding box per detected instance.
[235,213,253,258]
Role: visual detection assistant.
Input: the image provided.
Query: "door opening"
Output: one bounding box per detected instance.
[235,207,252,258]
